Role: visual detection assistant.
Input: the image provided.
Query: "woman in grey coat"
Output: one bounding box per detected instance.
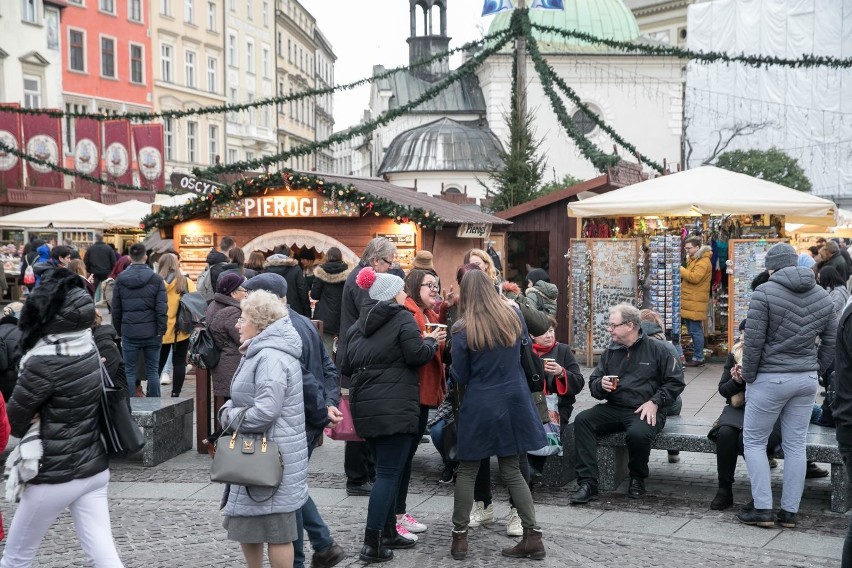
[218,290,309,568]
[739,243,835,529]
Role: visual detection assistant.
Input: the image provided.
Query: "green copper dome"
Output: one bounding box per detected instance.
[488,1,641,52]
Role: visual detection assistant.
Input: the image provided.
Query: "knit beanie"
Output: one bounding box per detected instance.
[356,267,404,302]
[764,242,798,271]
[526,267,550,284]
[217,272,245,295]
[412,250,434,272]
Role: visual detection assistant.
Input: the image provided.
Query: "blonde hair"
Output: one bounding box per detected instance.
[68,259,87,278]
[463,249,497,282]
[157,253,189,294]
[241,289,288,331]
[456,270,521,350]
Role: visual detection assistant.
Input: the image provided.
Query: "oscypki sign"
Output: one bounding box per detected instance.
[170,173,225,195]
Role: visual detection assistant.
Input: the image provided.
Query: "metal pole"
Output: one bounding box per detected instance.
[516,0,527,116]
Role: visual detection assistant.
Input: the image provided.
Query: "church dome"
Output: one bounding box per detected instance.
[487,1,641,52]
[378,118,503,175]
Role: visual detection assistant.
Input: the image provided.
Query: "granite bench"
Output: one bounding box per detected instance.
[541,416,848,513]
[129,397,194,467]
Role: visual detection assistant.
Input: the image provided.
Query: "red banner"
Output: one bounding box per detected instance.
[131,123,165,190]
[74,118,101,193]
[0,104,23,191]
[103,120,133,187]
[21,112,63,189]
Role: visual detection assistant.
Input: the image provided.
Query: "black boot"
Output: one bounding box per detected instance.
[736,508,774,528]
[382,523,416,549]
[710,486,733,510]
[359,528,393,563]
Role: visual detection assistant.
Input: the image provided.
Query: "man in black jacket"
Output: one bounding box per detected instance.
[112,243,167,397]
[570,303,685,504]
[263,251,310,317]
[834,300,852,564]
[84,234,116,300]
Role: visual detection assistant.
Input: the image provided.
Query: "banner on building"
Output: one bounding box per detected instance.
[74,118,102,193]
[131,123,165,190]
[482,0,513,16]
[0,104,23,192]
[21,112,63,189]
[103,120,133,187]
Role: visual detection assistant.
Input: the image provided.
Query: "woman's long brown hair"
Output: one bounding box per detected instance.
[157,253,188,294]
[456,270,520,350]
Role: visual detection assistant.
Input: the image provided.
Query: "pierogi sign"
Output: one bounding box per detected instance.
[210,190,359,219]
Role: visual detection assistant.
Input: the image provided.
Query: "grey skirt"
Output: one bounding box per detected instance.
[223,511,298,544]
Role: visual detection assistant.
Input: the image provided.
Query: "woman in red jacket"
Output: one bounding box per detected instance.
[391,268,446,542]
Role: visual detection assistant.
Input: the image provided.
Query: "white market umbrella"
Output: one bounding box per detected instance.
[567,166,836,223]
[104,199,153,229]
[0,198,117,229]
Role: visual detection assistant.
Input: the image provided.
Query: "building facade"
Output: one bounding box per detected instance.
[313,28,335,173]
[151,0,227,182]
[625,0,697,46]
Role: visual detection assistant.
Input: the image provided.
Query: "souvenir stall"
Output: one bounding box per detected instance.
[568,166,837,359]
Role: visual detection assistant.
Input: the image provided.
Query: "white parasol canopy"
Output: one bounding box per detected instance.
[103,199,153,229]
[0,198,118,229]
[567,166,837,223]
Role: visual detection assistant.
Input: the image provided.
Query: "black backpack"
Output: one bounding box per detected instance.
[188,323,220,370]
[177,291,208,335]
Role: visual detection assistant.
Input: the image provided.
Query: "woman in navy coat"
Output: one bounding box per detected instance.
[449,269,547,561]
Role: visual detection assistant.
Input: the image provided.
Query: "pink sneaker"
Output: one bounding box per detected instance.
[396,523,418,542]
[398,512,427,533]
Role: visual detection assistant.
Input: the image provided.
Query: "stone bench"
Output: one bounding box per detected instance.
[129,397,194,467]
[541,417,848,513]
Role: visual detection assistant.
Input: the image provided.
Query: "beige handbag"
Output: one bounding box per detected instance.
[210,409,283,498]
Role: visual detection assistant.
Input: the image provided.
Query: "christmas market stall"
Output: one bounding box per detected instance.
[567,166,837,362]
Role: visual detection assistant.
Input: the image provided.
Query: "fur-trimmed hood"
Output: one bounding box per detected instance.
[689,244,712,262]
[18,270,95,353]
[314,261,351,284]
[264,255,299,268]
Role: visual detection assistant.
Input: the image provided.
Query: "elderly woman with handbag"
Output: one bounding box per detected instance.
[217,289,308,568]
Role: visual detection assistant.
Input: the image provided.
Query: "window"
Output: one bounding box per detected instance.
[23,76,41,109]
[262,0,268,26]
[129,0,142,21]
[245,150,255,166]
[277,81,284,113]
[164,117,174,160]
[287,40,291,63]
[571,106,599,136]
[161,0,171,15]
[185,51,196,88]
[185,0,194,23]
[22,0,37,23]
[247,92,255,123]
[227,147,237,163]
[262,106,269,128]
[161,44,173,81]
[101,37,116,78]
[227,87,237,122]
[228,0,234,11]
[64,103,87,152]
[246,0,252,20]
[207,56,217,93]
[130,44,144,83]
[69,30,85,72]
[208,124,219,164]
[207,1,216,30]
[227,34,237,66]
[100,0,115,13]
[187,121,197,163]
[262,47,269,79]
[246,40,254,73]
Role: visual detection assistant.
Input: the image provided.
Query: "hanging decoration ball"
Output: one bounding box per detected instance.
[402,216,409,224]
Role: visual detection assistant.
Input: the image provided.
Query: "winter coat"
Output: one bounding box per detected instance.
[206,250,230,292]
[112,263,168,340]
[337,262,369,373]
[310,260,351,336]
[532,341,584,426]
[828,286,850,319]
[818,252,849,282]
[162,275,196,344]
[93,324,127,396]
[834,300,852,446]
[742,266,835,383]
[218,315,309,516]
[402,296,445,408]
[450,313,547,460]
[84,241,116,277]
[0,315,22,401]
[7,273,108,484]
[588,329,685,410]
[206,293,242,397]
[264,256,310,317]
[290,311,340,432]
[525,280,558,317]
[339,299,437,439]
[680,245,712,321]
[0,396,9,452]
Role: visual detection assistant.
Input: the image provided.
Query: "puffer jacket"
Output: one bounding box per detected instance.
[525,280,558,317]
[112,263,168,339]
[290,311,340,432]
[742,266,836,383]
[162,274,196,344]
[7,272,107,484]
[0,314,22,401]
[264,256,310,317]
[680,245,712,321]
[311,260,352,336]
[218,314,308,516]
[206,293,242,397]
[828,286,850,320]
[340,299,437,439]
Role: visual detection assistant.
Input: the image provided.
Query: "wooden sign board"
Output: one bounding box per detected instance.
[376,233,415,247]
[180,247,210,262]
[456,223,492,239]
[210,190,359,219]
[179,233,214,248]
[171,173,225,195]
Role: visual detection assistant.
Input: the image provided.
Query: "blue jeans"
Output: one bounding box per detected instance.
[430,418,448,462]
[294,430,333,568]
[364,434,415,531]
[684,318,704,362]
[122,336,162,397]
[744,371,817,512]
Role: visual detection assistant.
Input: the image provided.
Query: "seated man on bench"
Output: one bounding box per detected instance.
[571,303,685,504]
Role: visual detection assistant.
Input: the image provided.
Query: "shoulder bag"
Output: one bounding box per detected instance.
[97,344,145,457]
[324,388,364,442]
[520,335,549,424]
[211,409,284,499]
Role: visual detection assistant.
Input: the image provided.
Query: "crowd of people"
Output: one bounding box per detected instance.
[1,233,851,566]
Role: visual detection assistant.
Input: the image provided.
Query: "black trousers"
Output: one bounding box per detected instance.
[574,403,666,488]
[157,339,189,396]
[715,424,781,488]
[839,443,852,567]
[345,440,376,486]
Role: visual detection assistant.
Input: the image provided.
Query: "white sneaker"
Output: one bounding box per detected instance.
[397,513,427,533]
[506,507,522,537]
[469,501,494,528]
[396,524,418,542]
[160,372,172,385]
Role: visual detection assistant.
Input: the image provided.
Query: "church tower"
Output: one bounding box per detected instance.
[407,0,451,82]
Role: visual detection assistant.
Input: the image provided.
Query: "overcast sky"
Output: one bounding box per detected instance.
[305,1,499,130]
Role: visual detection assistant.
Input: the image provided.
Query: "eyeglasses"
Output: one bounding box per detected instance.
[382,257,394,266]
[606,321,631,331]
[237,317,248,324]
[420,283,438,291]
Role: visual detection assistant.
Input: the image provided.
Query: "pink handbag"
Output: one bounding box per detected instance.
[324,394,364,442]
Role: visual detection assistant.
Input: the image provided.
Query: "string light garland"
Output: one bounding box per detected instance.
[140,169,444,230]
